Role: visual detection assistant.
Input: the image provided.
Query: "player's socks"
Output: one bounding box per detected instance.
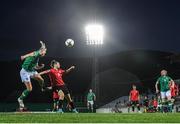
[161,101,167,113]
[69,102,78,113]
[58,100,63,109]
[137,106,140,111]
[160,106,163,113]
[132,106,135,112]
[168,101,173,112]
[91,108,93,113]
[57,100,64,113]
[87,107,90,112]
[57,108,64,113]
[19,89,31,100]
[18,98,24,108]
[69,102,75,109]
[144,108,147,113]
[72,108,78,113]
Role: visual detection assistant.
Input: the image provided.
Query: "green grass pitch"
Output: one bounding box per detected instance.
[0,113,180,123]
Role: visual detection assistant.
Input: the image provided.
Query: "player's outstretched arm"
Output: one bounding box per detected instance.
[21,41,46,61]
[39,70,50,75]
[21,52,35,60]
[94,94,96,101]
[65,66,75,74]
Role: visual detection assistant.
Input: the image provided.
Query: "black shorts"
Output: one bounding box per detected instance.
[171,96,176,99]
[52,85,70,95]
[143,103,149,107]
[131,101,139,106]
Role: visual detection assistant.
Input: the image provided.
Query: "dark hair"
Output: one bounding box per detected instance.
[50,60,58,68]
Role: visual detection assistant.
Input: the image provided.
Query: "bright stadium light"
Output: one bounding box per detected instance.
[85,24,104,45]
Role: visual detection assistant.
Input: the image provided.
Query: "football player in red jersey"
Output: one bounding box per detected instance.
[39,60,78,113]
[170,81,178,99]
[170,81,179,111]
[129,85,141,113]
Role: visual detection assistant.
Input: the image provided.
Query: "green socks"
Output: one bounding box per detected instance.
[168,101,173,112]
[19,89,31,100]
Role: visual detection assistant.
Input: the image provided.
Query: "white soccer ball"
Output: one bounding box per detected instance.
[65,39,74,47]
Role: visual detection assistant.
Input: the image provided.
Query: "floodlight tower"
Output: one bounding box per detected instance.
[85,24,104,107]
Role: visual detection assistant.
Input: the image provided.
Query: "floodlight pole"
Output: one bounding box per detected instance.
[85,24,103,108]
[92,46,99,108]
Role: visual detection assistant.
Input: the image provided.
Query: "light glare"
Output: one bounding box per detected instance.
[85,24,104,45]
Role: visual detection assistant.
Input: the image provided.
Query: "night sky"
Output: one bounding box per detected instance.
[0,0,180,60]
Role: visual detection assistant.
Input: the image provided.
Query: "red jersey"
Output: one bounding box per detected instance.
[49,68,65,86]
[130,90,139,101]
[171,84,178,97]
[152,100,158,107]
[53,91,59,99]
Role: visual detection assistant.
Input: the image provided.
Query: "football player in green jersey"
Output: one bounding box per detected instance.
[155,70,175,112]
[87,89,96,112]
[18,41,47,110]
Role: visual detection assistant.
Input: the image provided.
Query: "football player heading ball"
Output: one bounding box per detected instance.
[18,41,47,110]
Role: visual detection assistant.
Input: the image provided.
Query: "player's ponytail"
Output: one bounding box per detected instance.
[50,60,57,68]
[40,41,46,50]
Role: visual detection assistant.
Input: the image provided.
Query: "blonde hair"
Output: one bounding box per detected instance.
[50,60,58,68]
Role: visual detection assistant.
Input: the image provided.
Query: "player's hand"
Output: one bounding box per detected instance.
[21,56,25,60]
[36,73,40,76]
[71,66,75,69]
[40,64,45,68]
[156,89,159,93]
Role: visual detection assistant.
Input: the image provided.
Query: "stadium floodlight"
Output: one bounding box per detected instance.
[84,24,104,107]
[85,24,104,45]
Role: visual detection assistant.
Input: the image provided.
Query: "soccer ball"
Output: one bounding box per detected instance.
[65,39,74,47]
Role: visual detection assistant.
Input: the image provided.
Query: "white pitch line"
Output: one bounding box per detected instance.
[0,111,57,114]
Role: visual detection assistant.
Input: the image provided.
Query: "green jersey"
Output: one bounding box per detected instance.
[22,51,40,72]
[157,76,172,92]
[87,92,95,101]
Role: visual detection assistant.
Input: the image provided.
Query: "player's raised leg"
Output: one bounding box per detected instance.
[65,93,78,113]
[18,68,34,110]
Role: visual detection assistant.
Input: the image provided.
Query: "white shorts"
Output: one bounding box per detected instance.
[161,90,171,99]
[20,68,38,83]
[88,101,94,105]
